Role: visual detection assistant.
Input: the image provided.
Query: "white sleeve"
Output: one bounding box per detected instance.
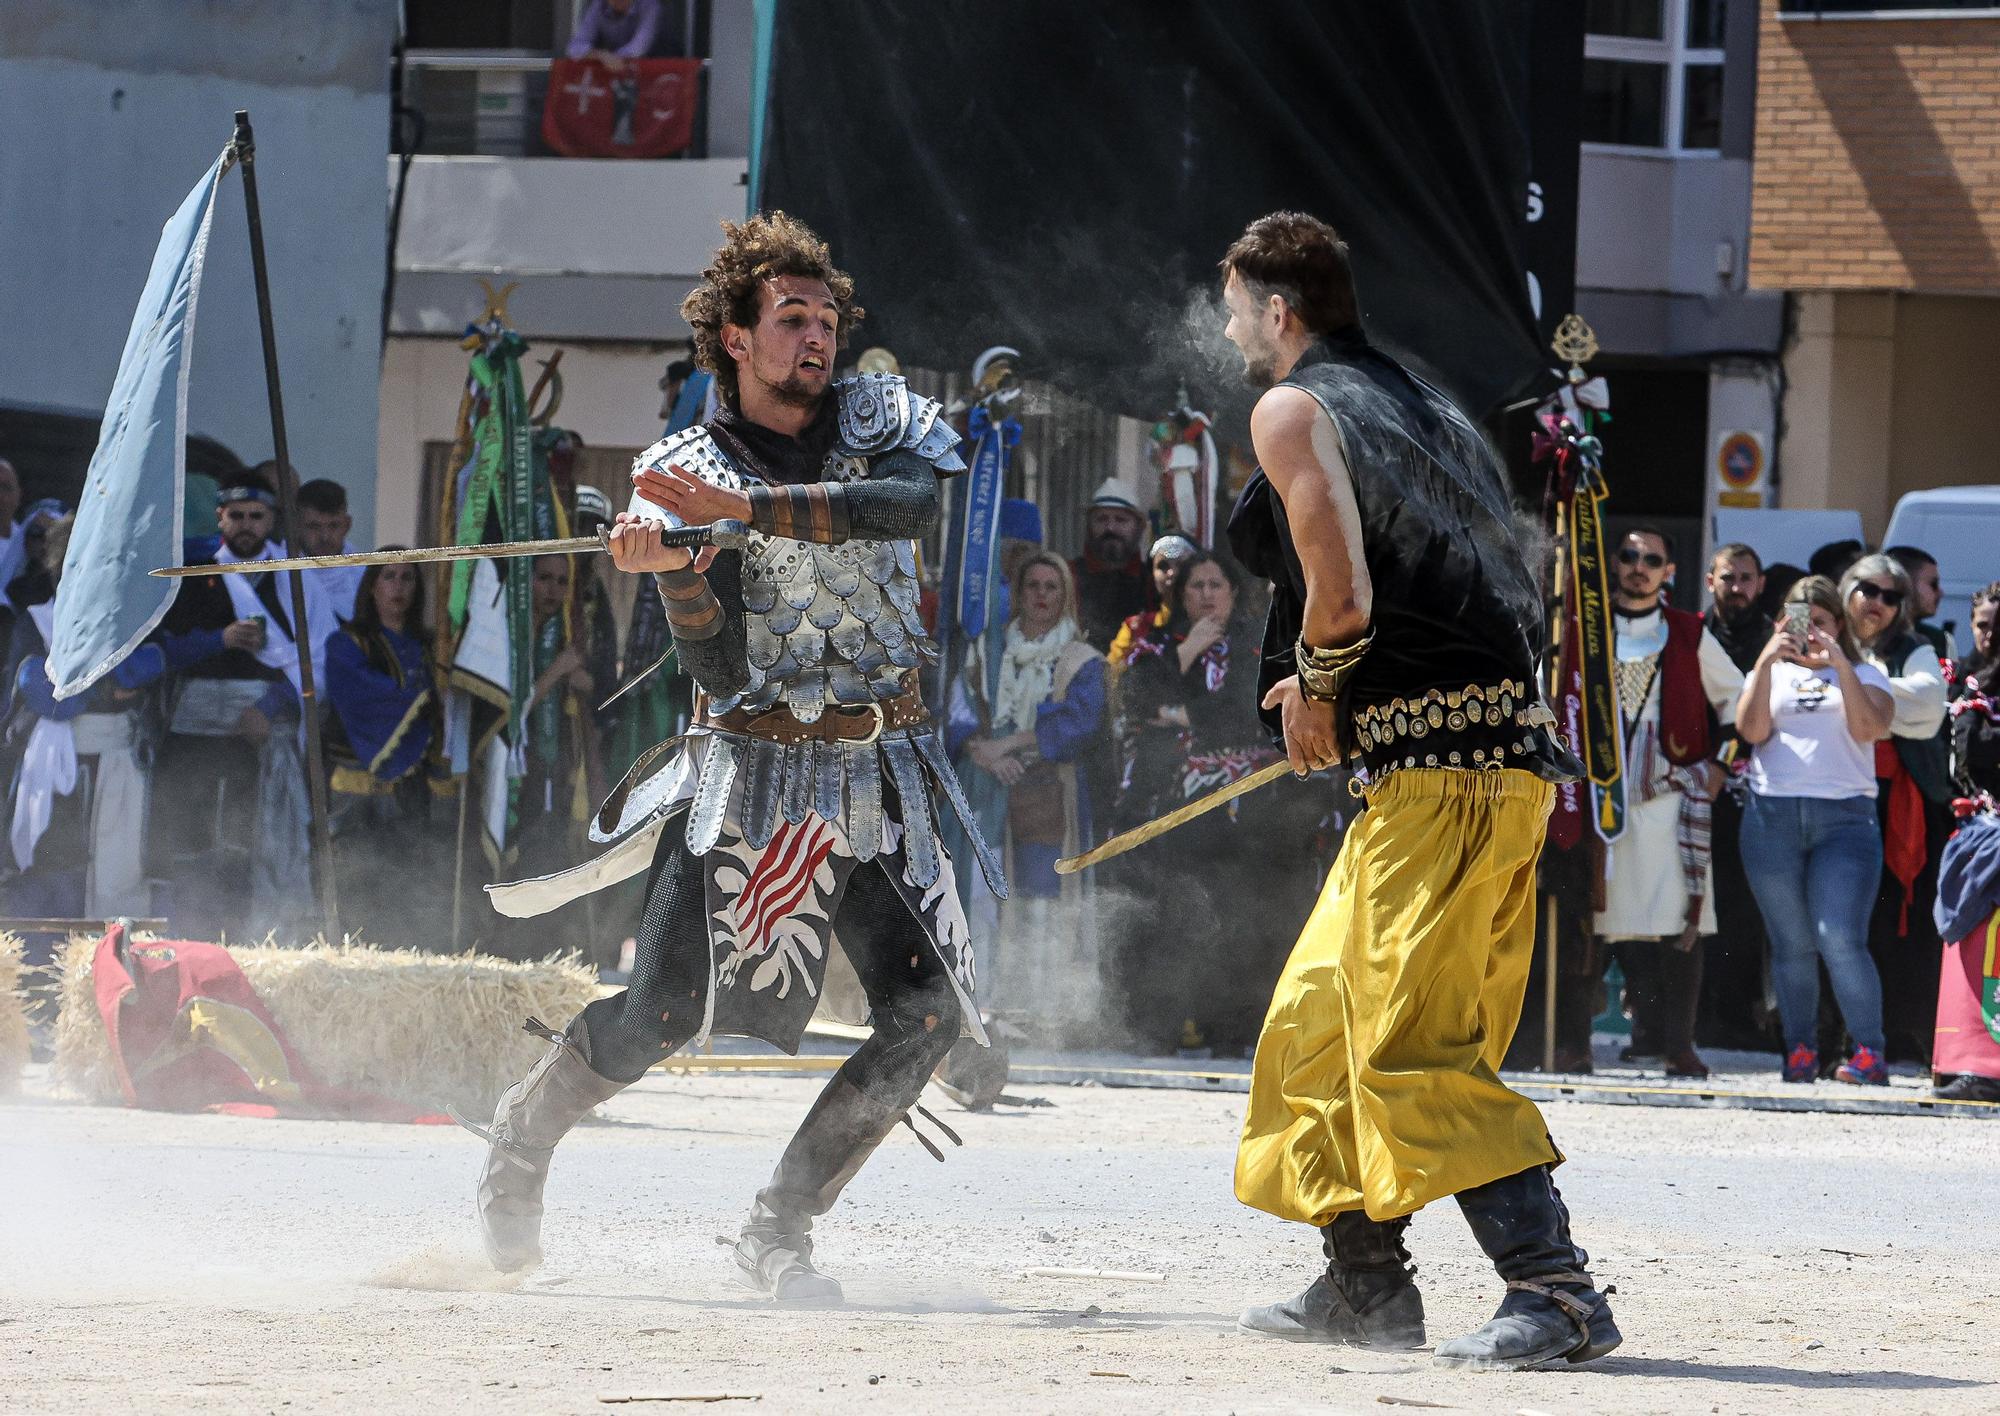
[1885,645,1947,738]
[1697,628,1746,725]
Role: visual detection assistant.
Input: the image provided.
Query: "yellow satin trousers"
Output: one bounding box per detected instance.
[1236,768,1562,1224]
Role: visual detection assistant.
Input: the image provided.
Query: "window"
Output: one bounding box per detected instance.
[1584,0,1727,153]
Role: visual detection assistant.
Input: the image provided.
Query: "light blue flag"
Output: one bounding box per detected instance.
[48,152,228,700]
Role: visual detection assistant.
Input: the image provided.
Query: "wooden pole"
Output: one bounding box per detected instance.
[450,778,471,953]
[1542,494,1570,1073]
[231,110,340,941]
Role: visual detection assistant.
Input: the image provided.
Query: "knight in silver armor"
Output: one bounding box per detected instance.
[462,213,1004,1304]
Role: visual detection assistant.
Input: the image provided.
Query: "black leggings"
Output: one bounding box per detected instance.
[572,839,961,1098]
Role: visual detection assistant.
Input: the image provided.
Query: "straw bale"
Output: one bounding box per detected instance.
[52,934,599,1116]
[0,933,28,1097]
[51,933,123,1102]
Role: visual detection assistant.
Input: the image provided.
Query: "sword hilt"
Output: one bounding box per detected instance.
[657,517,749,552]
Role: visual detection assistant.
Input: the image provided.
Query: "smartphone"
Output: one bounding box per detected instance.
[1783,603,1811,644]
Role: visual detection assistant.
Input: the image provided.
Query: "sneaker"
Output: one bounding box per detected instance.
[1781,1044,1817,1083]
[1934,1073,2000,1103]
[1835,1047,1888,1086]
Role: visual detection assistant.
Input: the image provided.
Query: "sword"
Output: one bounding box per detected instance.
[148,519,750,578]
[1054,758,1296,875]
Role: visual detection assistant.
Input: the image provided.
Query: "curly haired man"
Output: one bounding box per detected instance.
[462,212,1003,1302]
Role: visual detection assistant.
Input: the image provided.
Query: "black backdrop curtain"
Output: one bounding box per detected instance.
[760,1,1580,420]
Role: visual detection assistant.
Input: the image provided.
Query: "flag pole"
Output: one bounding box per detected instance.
[231,109,341,941]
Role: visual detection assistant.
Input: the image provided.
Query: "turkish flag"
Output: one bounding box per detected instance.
[543,57,703,159]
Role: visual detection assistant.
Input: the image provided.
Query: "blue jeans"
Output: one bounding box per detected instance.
[1738,792,1885,1054]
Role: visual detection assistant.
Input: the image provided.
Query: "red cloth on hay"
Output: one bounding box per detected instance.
[91,923,446,1122]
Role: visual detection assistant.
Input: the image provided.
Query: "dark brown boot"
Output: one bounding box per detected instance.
[456,1019,626,1273]
[734,1076,936,1303]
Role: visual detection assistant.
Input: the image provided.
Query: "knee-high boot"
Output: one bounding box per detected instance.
[1433,1164,1621,1370]
[732,1074,928,1303]
[460,1018,627,1273]
[1238,1210,1427,1349]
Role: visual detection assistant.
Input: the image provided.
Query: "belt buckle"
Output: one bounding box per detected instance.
[834,702,884,747]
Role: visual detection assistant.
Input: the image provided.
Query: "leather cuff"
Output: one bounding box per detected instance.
[746,482,852,544]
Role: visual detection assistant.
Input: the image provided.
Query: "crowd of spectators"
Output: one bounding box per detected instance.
[1550,532,2000,1095]
[1,438,1996,1089]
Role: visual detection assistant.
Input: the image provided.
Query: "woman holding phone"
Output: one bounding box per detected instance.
[1735,574,1897,1084]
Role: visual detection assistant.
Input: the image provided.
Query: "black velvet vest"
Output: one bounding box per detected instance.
[1229,333,1544,768]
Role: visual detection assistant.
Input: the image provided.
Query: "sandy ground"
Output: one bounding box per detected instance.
[2,1060,1993,1416]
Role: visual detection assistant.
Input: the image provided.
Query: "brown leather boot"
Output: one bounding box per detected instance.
[457,1019,626,1273]
[734,1076,935,1303]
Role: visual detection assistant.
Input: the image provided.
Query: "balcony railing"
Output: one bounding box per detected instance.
[397,49,711,159]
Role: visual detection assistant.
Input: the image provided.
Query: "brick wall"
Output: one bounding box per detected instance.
[1751,3,2000,292]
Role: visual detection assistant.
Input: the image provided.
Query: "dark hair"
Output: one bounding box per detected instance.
[680,211,863,409]
[1711,541,1761,572]
[297,478,348,515]
[1808,538,1866,582]
[1623,524,1676,560]
[1220,211,1358,337]
[1974,580,2000,613]
[666,358,696,381]
[348,550,427,639]
[1167,552,1248,636]
[1885,544,1936,576]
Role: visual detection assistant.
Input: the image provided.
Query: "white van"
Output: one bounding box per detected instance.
[1882,486,2000,656]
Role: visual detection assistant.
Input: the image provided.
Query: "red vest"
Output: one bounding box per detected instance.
[1658,607,1714,767]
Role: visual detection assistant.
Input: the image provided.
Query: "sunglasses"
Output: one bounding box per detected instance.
[1617,547,1667,570]
[1851,581,1905,609]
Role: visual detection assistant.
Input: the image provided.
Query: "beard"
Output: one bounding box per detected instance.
[759,368,826,410]
[1091,530,1135,564]
[225,530,269,559]
[1239,344,1281,390]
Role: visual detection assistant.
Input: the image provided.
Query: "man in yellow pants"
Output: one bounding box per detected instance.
[1218,212,1619,1371]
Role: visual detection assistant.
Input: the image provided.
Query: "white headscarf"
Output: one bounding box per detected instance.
[989,555,1081,734]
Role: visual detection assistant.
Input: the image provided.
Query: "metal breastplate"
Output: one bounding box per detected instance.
[731,461,933,724]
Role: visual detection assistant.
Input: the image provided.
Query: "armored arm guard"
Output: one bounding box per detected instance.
[743,449,940,544]
[658,552,750,700]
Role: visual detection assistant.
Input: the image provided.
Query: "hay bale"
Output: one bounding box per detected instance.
[0,932,28,1097]
[53,934,599,1116]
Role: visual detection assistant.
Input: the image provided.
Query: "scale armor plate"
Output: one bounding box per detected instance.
[635,407,999,896]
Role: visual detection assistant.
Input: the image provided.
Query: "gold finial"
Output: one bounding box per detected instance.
[476,278,519,328]
[856,346,900,375]
[1551,314,1598,372]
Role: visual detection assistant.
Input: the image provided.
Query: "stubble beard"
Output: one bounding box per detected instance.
[1240,344,1280,390]
[759,368,826,411]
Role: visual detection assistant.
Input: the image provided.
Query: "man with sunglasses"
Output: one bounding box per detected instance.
[1560,527,1742,1079]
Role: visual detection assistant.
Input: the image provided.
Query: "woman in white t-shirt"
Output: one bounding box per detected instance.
[1735,574,1895,1087]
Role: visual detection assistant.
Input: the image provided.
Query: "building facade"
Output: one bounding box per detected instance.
[1751,0,2000,540]
[1573,0,1786,595]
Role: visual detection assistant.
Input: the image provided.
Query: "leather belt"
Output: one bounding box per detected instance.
[697,678,929,747]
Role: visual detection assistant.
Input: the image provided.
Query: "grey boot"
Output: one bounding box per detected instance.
[1239,1210,1427,1349]
[456,1018,626,1273]
[734,1076,930,1304]
[1432,1165,1621,1371]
